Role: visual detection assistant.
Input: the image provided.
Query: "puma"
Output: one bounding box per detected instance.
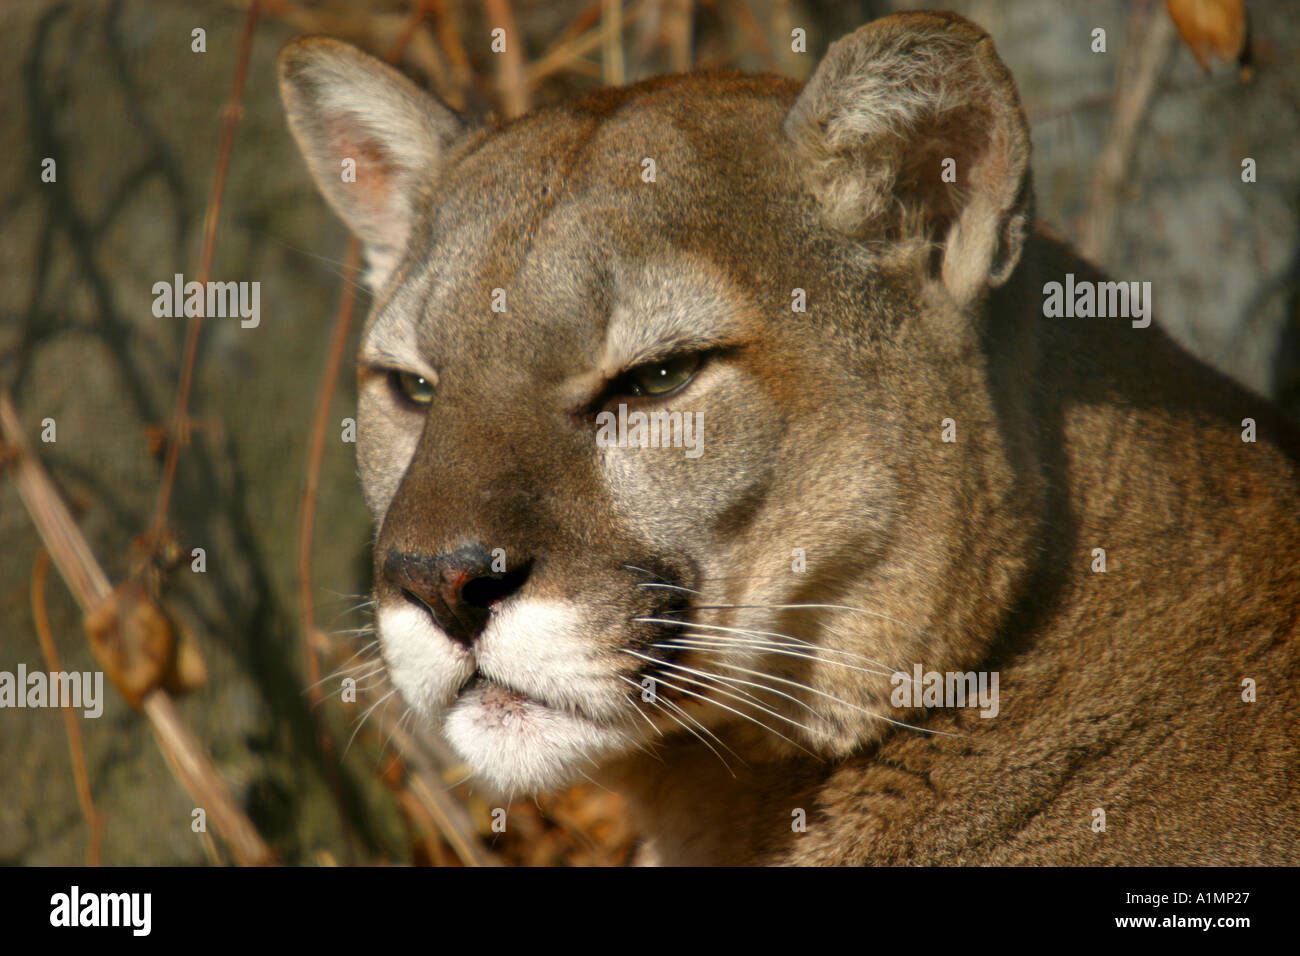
[279,11,1300,865]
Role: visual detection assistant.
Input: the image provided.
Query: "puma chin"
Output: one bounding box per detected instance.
[281,10,1300,864]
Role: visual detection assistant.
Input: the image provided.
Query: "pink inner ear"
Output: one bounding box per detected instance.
[329,118,395,213]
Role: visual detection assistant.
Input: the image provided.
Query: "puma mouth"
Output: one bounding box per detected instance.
[459,672,535,710]
[455,670,599,725]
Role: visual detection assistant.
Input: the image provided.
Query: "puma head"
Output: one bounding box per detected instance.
[279,12,1041,794]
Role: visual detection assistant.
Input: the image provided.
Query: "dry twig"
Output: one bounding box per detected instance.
[1081,4,1177,264]
[483,0,530,117]
[145,0,262,559]
[31,550,104,867]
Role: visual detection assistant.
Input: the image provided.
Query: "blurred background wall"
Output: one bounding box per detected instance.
[1,0,1297,865]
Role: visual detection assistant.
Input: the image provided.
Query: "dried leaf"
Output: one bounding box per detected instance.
[1165,0,1247,71]
[83,583,174,708]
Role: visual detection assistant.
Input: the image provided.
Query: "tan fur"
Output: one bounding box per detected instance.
[280,12,1300,865]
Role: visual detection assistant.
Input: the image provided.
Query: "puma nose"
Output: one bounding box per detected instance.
[383,545,530,646]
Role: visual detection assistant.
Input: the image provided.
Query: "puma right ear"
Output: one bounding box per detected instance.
[784,12,1032,306]
[278,37,473,290]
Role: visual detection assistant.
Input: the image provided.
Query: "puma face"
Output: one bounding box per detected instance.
[355,252,798,794]
[279,15,1041,795]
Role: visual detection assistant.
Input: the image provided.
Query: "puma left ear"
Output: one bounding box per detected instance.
[784,11,1032,305]
[278,37,473,290]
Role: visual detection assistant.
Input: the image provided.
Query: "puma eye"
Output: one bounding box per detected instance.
[621,353,701,398]
[389,370,435,406]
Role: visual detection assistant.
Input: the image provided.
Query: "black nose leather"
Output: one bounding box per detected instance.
[383,544,529,646]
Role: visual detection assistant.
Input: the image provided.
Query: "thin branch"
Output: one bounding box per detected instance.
[31,549,104,867]
[1081,3,1177,264]
[145,0,262,557]
[143,690,275,866]
[602,0,625,86]
[386,0,433,61]
[296,238,360,841]
[431,0,474,107]
[2,397,111,611]
[483,0,530,117]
